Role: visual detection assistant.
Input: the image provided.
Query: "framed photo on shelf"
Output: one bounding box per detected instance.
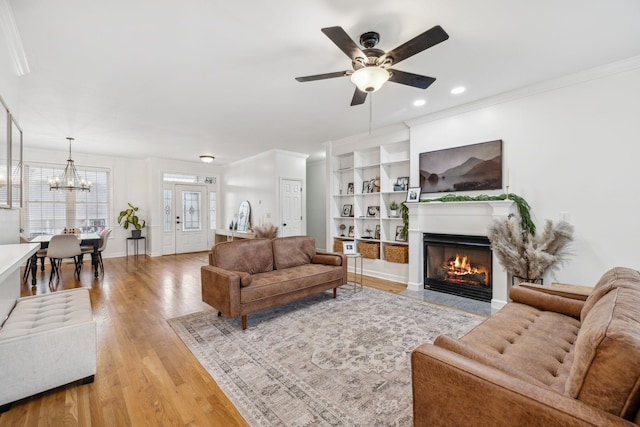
[347,182,354,194]
[362,181,371,194]
[341,204,353,217]
[348,226,354,237]
[406,187,421,203]
[343,241,356,254]
[397,176,409,191]
[375,224,380,240]
[366,206,380,218]
[395,226,407,242]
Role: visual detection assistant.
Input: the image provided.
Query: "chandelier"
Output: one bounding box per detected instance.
[48,137,91,192]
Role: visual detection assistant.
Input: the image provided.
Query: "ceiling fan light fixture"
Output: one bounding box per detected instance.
[200,155,215,163]
[350,67,390,93]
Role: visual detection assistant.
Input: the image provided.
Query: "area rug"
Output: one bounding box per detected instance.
[168,286,485,426]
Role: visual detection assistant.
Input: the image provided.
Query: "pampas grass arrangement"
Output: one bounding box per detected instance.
[253,223,279,239]
[487,215,574,281]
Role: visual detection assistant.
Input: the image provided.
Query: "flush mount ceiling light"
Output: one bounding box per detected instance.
[451,86,466,95]
[350,66,390,93]
[48,137,91,192]
[413,99,427,107]
[200,155,215,163]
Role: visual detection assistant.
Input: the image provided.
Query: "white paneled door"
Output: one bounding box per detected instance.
[280,178,303,237]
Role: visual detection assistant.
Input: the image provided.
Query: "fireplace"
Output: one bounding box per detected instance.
[423,233,492,302]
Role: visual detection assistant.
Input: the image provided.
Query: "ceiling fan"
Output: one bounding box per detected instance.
[295,25,449,106]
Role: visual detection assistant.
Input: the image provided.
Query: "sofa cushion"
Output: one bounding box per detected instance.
[0,299,16,328]
[272,236,316,270]
[211,238,273,274]
[460,302,579,393]
[0,289,93,340]
[566,287,640,419]
[240,264,343,303]
[581,267,640,321]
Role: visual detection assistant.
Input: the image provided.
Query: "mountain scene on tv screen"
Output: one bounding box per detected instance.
[420,154,502,193]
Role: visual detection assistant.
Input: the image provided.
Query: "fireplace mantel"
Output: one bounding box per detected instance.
[406,200,515,311]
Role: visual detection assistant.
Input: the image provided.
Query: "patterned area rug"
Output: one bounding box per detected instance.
[168,286,484,426]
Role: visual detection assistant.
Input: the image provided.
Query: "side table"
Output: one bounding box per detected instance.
[343,252,363,292]
[126,236,146,257]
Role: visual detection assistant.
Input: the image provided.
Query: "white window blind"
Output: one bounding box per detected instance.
[24,163,111,238]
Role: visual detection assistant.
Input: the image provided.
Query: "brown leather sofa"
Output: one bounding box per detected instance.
[412,267,640,426]
[201,236,346,329]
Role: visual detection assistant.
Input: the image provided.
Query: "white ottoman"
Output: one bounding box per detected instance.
[0,288,96,411]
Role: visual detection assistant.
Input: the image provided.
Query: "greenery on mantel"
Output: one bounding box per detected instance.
[402,193,536,236]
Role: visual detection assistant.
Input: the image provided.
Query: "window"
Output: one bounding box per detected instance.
[23,163,110,238]
[182,191,201,231]
[209,191,216,230]
[163,188,172,232]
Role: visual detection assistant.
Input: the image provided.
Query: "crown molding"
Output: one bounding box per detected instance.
[406,55,640,127]
[0,0,30,76]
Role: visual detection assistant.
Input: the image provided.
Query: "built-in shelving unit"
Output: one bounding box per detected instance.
[328,140,410,283]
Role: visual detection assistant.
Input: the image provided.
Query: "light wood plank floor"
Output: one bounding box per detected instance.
[1,253,406,426]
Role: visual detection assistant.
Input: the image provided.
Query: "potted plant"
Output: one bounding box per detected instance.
[118,203,146,238]
[487,214,574,284]
[389,201,399,217]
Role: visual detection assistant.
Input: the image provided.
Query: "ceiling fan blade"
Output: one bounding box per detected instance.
[295,71,350,82]
[379,25,449,66]
[350,88,367,106]
[321,26,367,63]
[388,69,436,89]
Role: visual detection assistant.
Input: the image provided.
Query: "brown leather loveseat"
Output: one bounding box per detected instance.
[201,236,346,329]
[412,267,640,426]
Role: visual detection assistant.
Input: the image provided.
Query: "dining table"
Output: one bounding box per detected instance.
[29,233,101,285]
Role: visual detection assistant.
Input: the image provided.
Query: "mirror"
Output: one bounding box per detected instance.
[237,200,251,232]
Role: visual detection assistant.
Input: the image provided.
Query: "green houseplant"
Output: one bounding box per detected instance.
[118,203,146,238]
[389,200,399,217]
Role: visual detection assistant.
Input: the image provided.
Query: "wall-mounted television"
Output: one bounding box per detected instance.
[419,139,502,196]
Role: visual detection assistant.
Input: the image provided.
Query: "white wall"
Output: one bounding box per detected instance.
[222,149,307,234]
[408,62,640,286]
[306,159,326,250]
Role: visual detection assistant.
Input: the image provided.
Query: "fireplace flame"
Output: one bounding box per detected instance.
[443,254,489,285]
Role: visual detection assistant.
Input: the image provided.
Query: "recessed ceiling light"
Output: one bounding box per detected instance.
[451,86,466,95]
[200,155,215,163]
[413,99,427,107]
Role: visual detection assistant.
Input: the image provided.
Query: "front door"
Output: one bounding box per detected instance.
[175,185,208,253]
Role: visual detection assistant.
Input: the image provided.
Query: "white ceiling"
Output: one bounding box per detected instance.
[5,0,640,165]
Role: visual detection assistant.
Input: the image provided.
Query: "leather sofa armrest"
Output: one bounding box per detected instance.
[411,343,634,427]
[312,252,343,266]
[510,285,584,319]
[313,251,347,286]
[200,265,242,317]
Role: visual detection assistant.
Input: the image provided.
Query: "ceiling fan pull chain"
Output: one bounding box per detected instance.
[369,94,373,135]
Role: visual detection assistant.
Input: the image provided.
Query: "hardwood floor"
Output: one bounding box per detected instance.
[1,253,406,426]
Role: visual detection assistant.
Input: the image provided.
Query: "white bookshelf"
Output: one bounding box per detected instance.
[329,141,410,282]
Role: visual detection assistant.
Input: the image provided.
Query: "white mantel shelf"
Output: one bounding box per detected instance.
[406,200,516,311]
[0,243,39,299]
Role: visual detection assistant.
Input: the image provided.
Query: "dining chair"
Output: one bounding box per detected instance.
[81,228,111,275]
[46,234,82,284]
[20,233,48,282]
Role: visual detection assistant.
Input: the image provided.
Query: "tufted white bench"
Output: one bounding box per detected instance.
[0,288,96,412]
